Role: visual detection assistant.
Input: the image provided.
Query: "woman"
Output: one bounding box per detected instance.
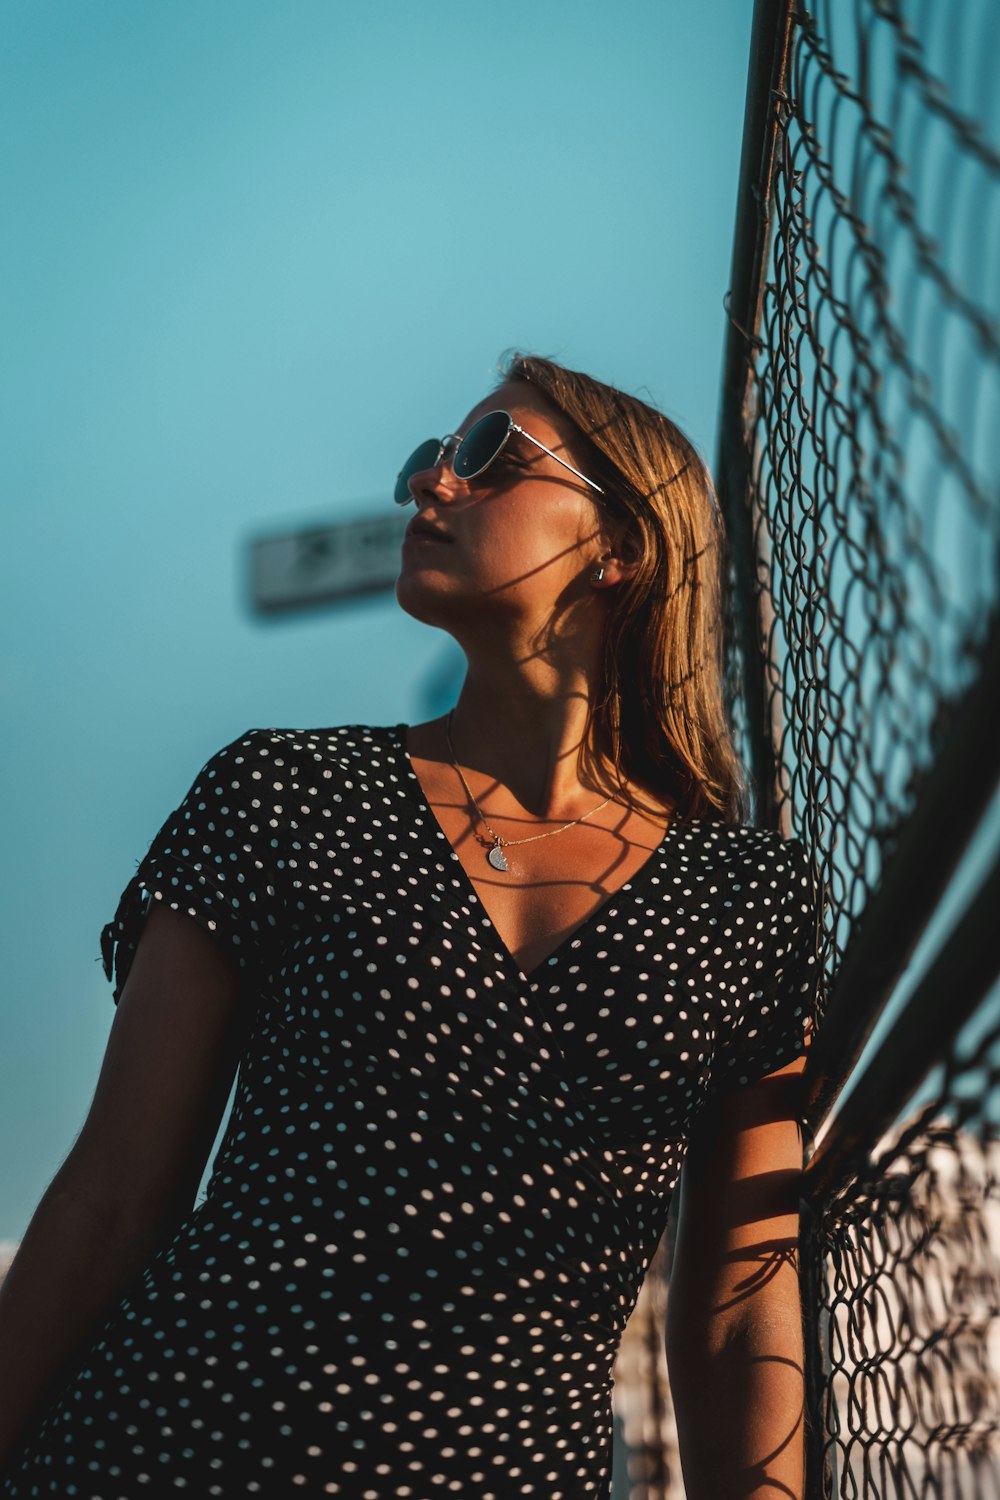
[0,353,823,1498]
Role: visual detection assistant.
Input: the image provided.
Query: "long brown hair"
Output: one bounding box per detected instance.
[498,351,750,824]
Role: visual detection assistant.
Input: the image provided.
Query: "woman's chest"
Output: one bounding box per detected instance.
[269,818,766,1133]
[409,779,673,978]
[453,835,665,977]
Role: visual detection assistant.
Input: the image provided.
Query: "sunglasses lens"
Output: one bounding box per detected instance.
[453,411,511,480]
[394,439,443,505]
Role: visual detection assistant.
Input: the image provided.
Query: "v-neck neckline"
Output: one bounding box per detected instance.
[391,721,686,986]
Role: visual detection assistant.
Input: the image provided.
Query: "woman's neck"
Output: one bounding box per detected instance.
[442,671,622,820]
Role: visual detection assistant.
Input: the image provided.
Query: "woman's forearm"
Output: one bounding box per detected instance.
[0,1185,170,1474]
[666,1301,806,1498]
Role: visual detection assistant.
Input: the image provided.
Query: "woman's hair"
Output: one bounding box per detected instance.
[497,350,751,824]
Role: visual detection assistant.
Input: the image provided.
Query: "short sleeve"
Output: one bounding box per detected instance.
[99,729,285,1006]
[706,835,827,1099]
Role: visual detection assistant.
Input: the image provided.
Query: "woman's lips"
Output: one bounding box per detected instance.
[404,523,453,545]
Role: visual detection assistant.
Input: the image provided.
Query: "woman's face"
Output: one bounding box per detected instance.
[395,380,609,637]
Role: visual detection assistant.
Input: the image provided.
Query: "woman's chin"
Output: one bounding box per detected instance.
[394,571,458,626]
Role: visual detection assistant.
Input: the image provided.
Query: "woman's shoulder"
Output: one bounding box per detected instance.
[221,722,404,755]
[212,723,409,783]
[672,814,803,854]
[670,816,812,890]
[179,723,405,793]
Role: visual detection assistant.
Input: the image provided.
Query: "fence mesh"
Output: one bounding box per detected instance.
[804,988,1000,1496]
[613,0,1000,1493]
[728,0,998,855]
[722,0,1000,1494]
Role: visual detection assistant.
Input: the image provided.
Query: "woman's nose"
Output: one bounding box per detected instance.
[409,450,464,507]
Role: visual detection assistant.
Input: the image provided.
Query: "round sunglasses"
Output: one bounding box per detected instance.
[394,409,605,507]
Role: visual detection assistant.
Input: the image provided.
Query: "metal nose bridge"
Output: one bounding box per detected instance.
[421,433,467,487]
[436,433,463,468]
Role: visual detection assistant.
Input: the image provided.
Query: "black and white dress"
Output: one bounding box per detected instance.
[1,724,824,1499]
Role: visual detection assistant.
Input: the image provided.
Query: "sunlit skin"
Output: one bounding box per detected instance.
[397,381,612,631]
[394,379,676,979]
[395,377,634,805]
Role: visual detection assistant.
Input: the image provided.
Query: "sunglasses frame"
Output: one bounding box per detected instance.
[395,409,605,506]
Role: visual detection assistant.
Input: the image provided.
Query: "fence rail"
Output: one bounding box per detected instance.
[715,0,999,1494]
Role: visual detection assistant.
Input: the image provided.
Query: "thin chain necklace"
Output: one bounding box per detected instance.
[444,708,613,873]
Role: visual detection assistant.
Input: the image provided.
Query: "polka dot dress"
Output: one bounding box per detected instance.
[1,725,823,1499]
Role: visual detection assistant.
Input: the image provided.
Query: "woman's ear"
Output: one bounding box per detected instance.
[596,520,642,585]
[591,553,640,588]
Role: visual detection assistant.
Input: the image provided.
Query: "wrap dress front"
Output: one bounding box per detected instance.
[1,723,823,1499]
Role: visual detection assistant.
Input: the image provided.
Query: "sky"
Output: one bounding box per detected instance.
[0,0,757,1244]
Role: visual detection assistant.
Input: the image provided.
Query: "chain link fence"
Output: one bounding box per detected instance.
[613,0,1000,1492]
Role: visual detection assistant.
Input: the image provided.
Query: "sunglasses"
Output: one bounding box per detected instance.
[394,409,605,507]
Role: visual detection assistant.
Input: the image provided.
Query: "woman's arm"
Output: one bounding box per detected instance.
[665,1051,808,1499]
[0,905,250,1472]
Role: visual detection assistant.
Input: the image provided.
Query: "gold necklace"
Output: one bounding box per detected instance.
[444,708,613,873]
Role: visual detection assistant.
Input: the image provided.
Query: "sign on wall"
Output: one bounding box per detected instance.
[248,510,410,614]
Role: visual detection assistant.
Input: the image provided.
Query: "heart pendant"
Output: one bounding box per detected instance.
[487,842,509,872]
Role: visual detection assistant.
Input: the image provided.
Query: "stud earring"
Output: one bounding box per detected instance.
[592,566,605,584]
